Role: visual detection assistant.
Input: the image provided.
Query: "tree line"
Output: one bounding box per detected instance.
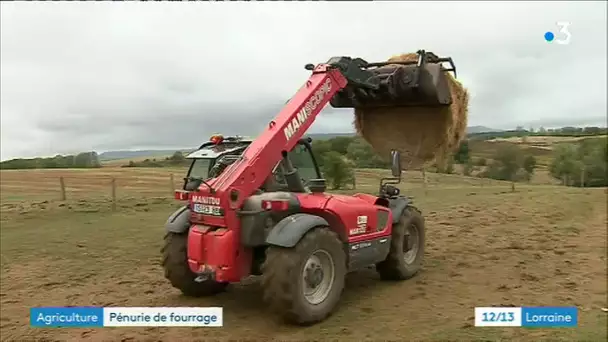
[469,126,607,141]
[432,137,607,187]
[122,151,190,168]
[311,135,607,189]
[0,152,101,170]
[2,132,605,189]
[440,140,540,182]
[311,136,390,189]
[549,138,607,187]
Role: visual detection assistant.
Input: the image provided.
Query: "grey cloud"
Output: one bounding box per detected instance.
[1,2,606,160]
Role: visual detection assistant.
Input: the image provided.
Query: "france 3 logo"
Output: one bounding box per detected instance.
[544,22,571,45]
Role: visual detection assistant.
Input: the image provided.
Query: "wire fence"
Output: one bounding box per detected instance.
[0,167,585,211]
[0,168,183,205]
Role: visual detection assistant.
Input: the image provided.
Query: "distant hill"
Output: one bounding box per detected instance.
[307,133,356,140]
[467,126,503,134]
[98,149,190,161]
[96,127,503,161]
[308,127,501,139]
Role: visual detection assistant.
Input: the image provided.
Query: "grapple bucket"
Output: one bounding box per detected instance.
[328,50,457,109]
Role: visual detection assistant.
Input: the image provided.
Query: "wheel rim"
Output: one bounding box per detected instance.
[403,223,420,264]
[301,250,335,305]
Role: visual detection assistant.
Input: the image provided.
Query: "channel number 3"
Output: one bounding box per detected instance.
[555,22,572,45]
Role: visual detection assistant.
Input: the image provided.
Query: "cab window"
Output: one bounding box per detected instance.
[272,144,319,186]
[188,158,213,180]
[289,144,319,183]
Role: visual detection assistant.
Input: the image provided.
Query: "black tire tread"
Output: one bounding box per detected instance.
[261,227,346,325]
[376,206,425,280]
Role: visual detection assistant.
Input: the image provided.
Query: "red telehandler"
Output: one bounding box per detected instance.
[163,50,457,325]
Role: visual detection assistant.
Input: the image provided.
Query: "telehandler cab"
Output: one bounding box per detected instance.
[163,50,457,325]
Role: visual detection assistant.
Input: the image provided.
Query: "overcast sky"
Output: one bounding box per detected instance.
[1,1,606,160]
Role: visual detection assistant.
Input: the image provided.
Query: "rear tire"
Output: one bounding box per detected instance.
[261,227,346,325]
[376,206,425,280]
[161,232,228,297]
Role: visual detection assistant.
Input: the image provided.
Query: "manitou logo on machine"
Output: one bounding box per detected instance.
[350,215,368,235]
[191,195,221,206]
[284,78,332,141]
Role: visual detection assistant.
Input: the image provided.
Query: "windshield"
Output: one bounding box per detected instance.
[270,144,319,186]
[288,144,318,184]
[187,158,213,180]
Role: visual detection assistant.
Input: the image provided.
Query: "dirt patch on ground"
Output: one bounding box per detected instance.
[1,184,606,341]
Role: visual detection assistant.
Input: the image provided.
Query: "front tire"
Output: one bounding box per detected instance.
[376,206,425,280]
[161,232,228,297]
[261,227,346,325]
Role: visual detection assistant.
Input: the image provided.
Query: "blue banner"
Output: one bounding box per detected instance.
[521,306,578,327]
[30,307,104,328]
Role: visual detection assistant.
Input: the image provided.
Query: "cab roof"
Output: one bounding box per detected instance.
[184,135,313,159]
[186,136,253,159]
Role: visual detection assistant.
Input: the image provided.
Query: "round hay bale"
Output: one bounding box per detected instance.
[354,53,469,169]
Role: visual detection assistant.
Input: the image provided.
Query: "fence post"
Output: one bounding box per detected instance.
[170,173,175,195]
[111,178,117,211]
[59,176,66,201]
[580,166,585,187]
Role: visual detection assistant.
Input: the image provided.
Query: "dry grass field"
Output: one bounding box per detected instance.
[0,167,184,204]
[482,135,607,166]
[468,135,605,168]
[489,135,607,146]
[0,167,606,341]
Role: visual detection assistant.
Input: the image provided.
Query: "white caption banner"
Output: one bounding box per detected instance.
[103,307,223,327]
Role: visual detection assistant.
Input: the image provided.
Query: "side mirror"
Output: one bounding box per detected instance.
[390,150,402,178]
